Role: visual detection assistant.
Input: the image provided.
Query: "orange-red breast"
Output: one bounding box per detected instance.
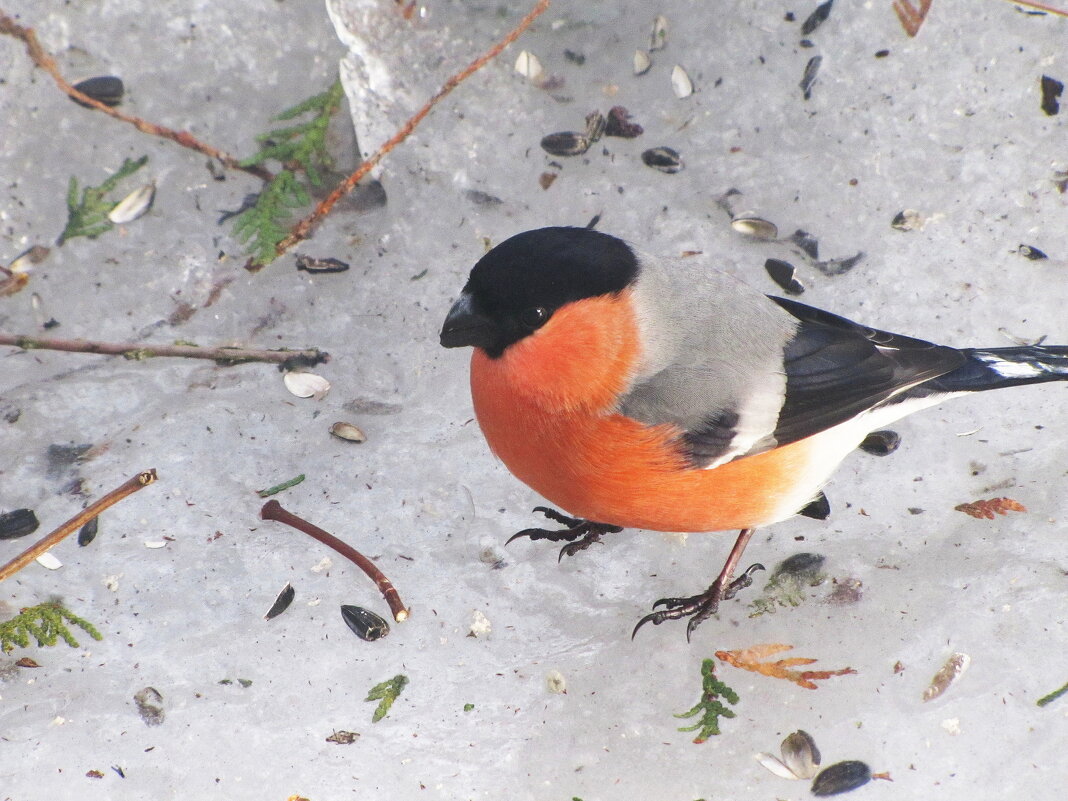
[440,227,1068,638]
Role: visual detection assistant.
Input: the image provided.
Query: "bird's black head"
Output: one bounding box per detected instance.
[440,227,639,358]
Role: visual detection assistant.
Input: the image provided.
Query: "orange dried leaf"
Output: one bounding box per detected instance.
[954,497,1027,520]
[0,272,30,297]
[716,643,857,690]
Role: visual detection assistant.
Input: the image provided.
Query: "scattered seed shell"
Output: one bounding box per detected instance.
[781,730,821,780]
[584,111,607,142]
[133,686,165,726]
[1018,244,1048,260]
[765,259,804,295]
[891,209,923,231]
[341,605,390,642]
[8,245,50,274]
[800,55,822,100]
[326,730,360,744]
[283,371,330,399]
[107,182,155,224]
[144,540,167,549]
[1040,74,1063,116]
[811,761,872,796]
[72,75,124,107]
[540,131,591,157]
[514,50,544,82]
[330,421,367,443]
[633,49,652,76]
[814,252,865,276]
[755,752,802,780]
[649,14,668,50]
[0,508,39,540]
[546,669,567,694]
[35,552,63,570]
[671,65,694,98]
[295,254,350,273]
[77,516,99,546]
[859,429,901,456]
[801,0,835,36]
[641,146,683,173]
[264,582,296,620]
[469,609,492,638]
[604,105,643,138]
[923,652,970,702]
[791,229,820,259]
[731,217,778,240]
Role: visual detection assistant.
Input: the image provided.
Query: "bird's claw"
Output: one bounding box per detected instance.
[505,508,622,561]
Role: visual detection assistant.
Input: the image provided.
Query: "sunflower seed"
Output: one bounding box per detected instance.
[330,421,367,442]
[341,605,390,641]
[540,131,591,157]
[35,552,63,570]
[1018,244,1048,260]
[264,582,295,620]
[754,751,801,780]
[800,55,822,100]
[77,516,99,546]
[859,429,901,456]
[731,217,778,239]
[781,730,821,779]
[107,182,155,224]
[649,15,668,51]
[811,761,872,796]
[641,146,683,173]
[283,371,330,399]
[0,508,39,540]
[633,49,652,76]
[801,0,835,36]
[765,258,804,295]
[1040,74,1063,116]
[72,76,124,107]
[923,652,970,702]
[514,50,544,82]
[671,65,694,98]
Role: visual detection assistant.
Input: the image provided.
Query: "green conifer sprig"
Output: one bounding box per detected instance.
[58,155,149,245]
[1,602,103,651]
[674,658,740,742]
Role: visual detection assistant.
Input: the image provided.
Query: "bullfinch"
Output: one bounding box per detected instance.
[440,226,1068,639]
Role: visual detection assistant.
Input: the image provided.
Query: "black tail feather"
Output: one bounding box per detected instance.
[924,345,1068,393]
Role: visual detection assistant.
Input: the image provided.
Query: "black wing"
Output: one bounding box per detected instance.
[768,296,966,446]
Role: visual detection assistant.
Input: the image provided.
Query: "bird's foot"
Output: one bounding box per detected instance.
[632,563,766,641]
[506,506,623,561]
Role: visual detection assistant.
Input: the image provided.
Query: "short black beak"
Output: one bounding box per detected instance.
[440,292,497,350]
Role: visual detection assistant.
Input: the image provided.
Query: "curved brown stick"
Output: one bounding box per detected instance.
[268,0,551,264]
[260,500,409,622]
[0,469,157,582]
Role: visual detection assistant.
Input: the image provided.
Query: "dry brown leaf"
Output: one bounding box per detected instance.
[715,643,856,690]
[954,497,1027,520]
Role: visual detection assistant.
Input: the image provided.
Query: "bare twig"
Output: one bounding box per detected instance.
[892,0,933,36]
[0,12,272,181]
[264,0,551,268]
[0,333,329,367]
[0,470,157,582]
[260,500,409,622]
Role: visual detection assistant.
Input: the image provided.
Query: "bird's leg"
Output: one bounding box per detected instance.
[506,506,623,561]
[632,528,765,641]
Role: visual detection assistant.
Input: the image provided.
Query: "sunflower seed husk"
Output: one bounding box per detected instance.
[326,730,360,744]
[295,254,350,273]
[264,582,295,620]
[633,49,652,76]
[650,14,668,51]
[859,429,901,456]
[35,552,63,570]
[133,687,165,726]
[107,182,155,224]
[283,371,330,399]
[801,0,835,36]
[330,421,367,443]
[0,508,39,540]
[1040,74,1063,116]
[540,131,591,157]
[641,146,683,173]
[890,209,922,231]
[545,669,567,694]
[781,730,821,780]
[1018,244,1048,260]
[8,245,50,274]
[800,55,822,100]
[72,75,124,107]
[731,217,778,240]
[514,50,544,82]
[791,229,820,259]
[765,259,804,295]
[811,761,872,796]
[604,106,643,138]
[584,111,607,143]
[341,605,390,641]
[754,752,800,780]
[923,652,970,702]
[814,251,865,276]
[671,65,694,98]
[77,516,99,546]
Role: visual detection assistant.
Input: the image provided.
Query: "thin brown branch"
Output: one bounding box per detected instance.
[0,469,157,582]
[260,500,410,623]
[0,333,329,367]
[264,0,551,267]
[0,12,272,181]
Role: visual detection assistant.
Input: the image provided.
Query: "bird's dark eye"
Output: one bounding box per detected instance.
[519,306,550,330]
